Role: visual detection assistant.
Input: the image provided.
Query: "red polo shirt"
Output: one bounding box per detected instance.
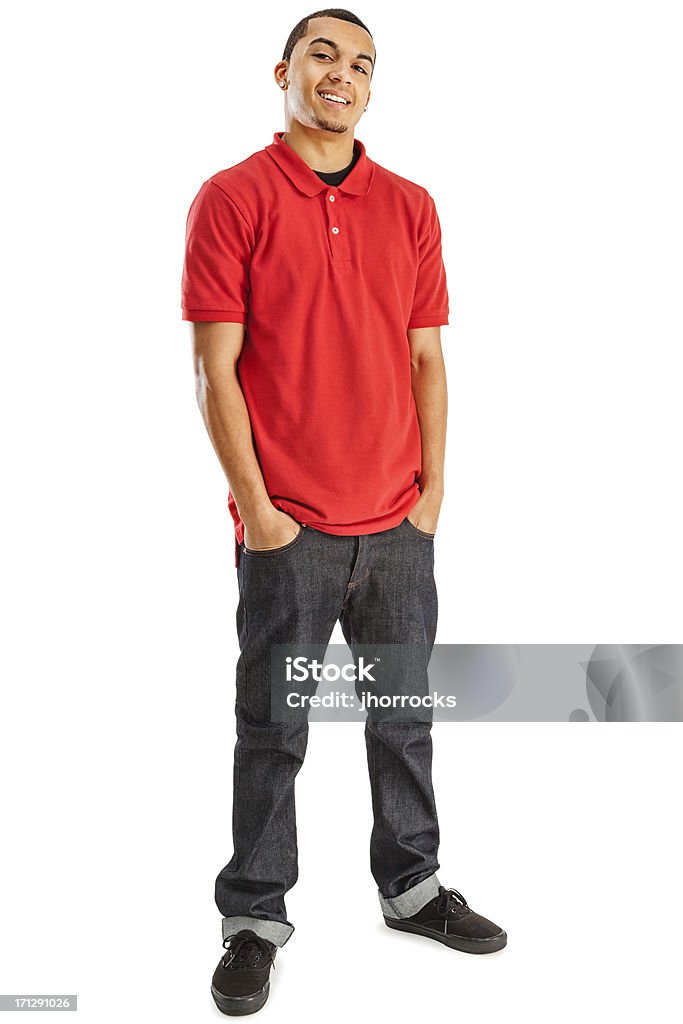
[182,131,449,566]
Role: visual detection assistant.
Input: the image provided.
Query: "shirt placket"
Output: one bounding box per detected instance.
[324,188,352,267]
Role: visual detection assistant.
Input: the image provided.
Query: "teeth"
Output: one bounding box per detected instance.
[320,92,349,105]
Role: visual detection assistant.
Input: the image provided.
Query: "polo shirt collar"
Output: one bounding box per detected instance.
[265,131,374,196]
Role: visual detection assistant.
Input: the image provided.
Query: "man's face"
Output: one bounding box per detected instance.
[277,16,375,135]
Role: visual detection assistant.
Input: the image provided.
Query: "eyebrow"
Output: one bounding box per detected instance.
[306,36,375,68]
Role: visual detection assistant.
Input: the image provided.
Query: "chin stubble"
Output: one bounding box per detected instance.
[312,113,348,134]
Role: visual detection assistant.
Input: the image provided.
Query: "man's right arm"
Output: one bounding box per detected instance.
[191,321,300,549]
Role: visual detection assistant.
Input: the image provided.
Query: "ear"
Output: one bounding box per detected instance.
[273,59,289,89]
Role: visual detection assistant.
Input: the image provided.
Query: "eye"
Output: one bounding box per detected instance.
[313,53,368,74]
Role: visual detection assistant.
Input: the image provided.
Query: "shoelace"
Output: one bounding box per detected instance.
[221,932,277,972]
[434,886,471,934]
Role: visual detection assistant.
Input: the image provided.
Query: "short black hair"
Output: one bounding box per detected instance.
[282,9,375,70]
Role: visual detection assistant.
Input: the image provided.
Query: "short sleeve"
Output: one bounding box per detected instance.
[407,193,449,329]
[181,179,254,323]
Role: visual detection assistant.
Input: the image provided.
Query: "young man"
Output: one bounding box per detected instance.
[182,9,506,1015]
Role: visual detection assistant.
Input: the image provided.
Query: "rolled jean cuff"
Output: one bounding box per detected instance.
[222,916,295,948]
[378,872,442,919]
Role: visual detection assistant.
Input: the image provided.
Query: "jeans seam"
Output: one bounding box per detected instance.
[241,552,254,721]
[403,517,435,540]
[345,543,376,592]
[243,523,305,557]
[385,896,402,916]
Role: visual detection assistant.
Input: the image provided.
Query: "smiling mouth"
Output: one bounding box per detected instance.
[317,91,352,107]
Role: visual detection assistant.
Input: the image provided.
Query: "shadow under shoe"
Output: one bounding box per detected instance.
[384,885,507,954]
[211,929,278,1016]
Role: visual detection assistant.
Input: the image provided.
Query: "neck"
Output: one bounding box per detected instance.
[281,122,356,173]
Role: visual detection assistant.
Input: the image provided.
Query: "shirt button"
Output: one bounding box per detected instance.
[331,226,340,234]
[329,194,336,202]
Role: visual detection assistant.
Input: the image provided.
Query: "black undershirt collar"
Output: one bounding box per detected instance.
[313,143,360,187]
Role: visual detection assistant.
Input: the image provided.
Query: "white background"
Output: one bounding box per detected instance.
[1,1,682,1020]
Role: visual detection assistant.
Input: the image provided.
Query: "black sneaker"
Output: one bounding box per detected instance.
[211,929,278,1016]
[384,885,507,954]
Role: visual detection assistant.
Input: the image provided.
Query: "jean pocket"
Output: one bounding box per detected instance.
[243,523,306,557]
[402,516,436,540]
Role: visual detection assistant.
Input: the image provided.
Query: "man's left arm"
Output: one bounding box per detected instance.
[407,325,448,535]
[406,189,450,535]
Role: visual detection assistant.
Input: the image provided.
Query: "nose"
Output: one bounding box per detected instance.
[328,63,353,85]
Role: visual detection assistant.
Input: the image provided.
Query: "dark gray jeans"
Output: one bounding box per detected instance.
[215,515,444,947]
